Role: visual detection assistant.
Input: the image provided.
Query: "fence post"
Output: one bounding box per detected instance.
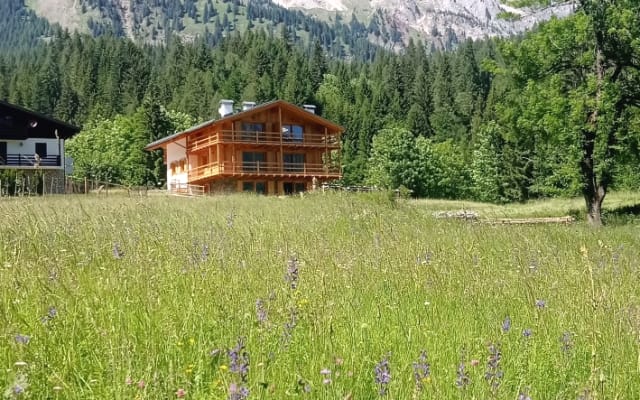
[84,177,88,194]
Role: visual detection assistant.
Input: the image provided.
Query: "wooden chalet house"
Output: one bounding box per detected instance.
[0,100,80,194]
[145,100,343,195]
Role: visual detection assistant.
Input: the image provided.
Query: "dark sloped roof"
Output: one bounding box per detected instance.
[0,100,81,140]
[145,100,344,150]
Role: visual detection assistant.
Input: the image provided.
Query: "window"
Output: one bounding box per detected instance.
[242,152,266,172]
[282,124,304,142]
[242,123,265,140]
[242,181,267,194]
[283,182,306,194]
[35,142,47,158]
[283,153,304,172]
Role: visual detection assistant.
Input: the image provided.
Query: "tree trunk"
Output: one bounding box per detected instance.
[584,183,606,227]
[581,24,608,227]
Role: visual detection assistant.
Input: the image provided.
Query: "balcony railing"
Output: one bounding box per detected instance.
[0,154,61,168]
[188,161,341,182]
[188,130,340,152]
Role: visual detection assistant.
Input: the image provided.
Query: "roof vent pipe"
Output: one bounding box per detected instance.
[242,101,256,111]
[219,100,234,118]
[303,104,316,114]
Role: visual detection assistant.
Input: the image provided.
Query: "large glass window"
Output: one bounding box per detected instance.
[242,181,267,194]
[283,182,306,194]
[283,153,304,172]
[282,124,304,142]
[242,123,265,140]
[242,152,266,172]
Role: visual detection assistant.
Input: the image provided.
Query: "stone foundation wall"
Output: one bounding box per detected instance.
[0,169,66,195]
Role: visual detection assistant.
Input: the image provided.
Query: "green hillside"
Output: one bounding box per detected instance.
[21,0,401,60]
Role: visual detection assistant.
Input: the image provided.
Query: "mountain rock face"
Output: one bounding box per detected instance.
[24,0,574,50]
[274,0,575,42]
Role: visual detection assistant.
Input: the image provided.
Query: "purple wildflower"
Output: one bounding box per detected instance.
[13,384,24,395]
[455,362,470,389]
[374,355,391,396]
[282,307,297,344]
[41,306,58,324]
[561,332,573,352]
[523,329,533,338]
[501,316,511,333]
[412,351,430,390]
[255,299,267,325]
[201,244,209,262]
[484,343,503,394]
[285,256,300,290]
[228,382,250,400]
[113,243,124,259]
[14,334,30,345]
[518,388,532,400]
[577,389,592,400]
[226,212,234,227]
[535,299,546,309]
[228,337,249,383]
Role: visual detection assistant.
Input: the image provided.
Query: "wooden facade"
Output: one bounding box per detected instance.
[146,100,343,195]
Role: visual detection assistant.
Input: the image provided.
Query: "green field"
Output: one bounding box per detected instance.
[1,192,639,399]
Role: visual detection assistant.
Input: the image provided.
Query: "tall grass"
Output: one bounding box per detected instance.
[1,193,639,399]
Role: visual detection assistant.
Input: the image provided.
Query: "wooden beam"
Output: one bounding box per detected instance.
[279,106,283,179]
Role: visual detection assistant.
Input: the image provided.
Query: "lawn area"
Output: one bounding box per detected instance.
[1,192,639,399]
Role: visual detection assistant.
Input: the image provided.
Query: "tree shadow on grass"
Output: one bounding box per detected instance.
[604,204,640,224]
[569,203,640,225]
[569,204,640,226]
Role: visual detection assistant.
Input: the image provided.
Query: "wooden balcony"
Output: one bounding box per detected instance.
[188,161,341,183]
[188,130,340,152]
[0,154,62,168]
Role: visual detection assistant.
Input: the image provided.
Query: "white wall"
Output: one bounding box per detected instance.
[3,138,63,157]
[166,138,187,191]
[1,138,64,168]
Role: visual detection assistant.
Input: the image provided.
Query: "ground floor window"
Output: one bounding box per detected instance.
[283,182,306,194]
[242,181,267,194]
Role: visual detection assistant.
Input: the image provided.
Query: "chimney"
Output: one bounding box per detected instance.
[218,99,234,118]
[242,101,256,111]
[303,104,316,114]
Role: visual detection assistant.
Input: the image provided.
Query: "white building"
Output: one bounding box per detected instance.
[0,100,80,194]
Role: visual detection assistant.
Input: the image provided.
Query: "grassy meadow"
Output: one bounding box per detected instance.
[1,192,639,399]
